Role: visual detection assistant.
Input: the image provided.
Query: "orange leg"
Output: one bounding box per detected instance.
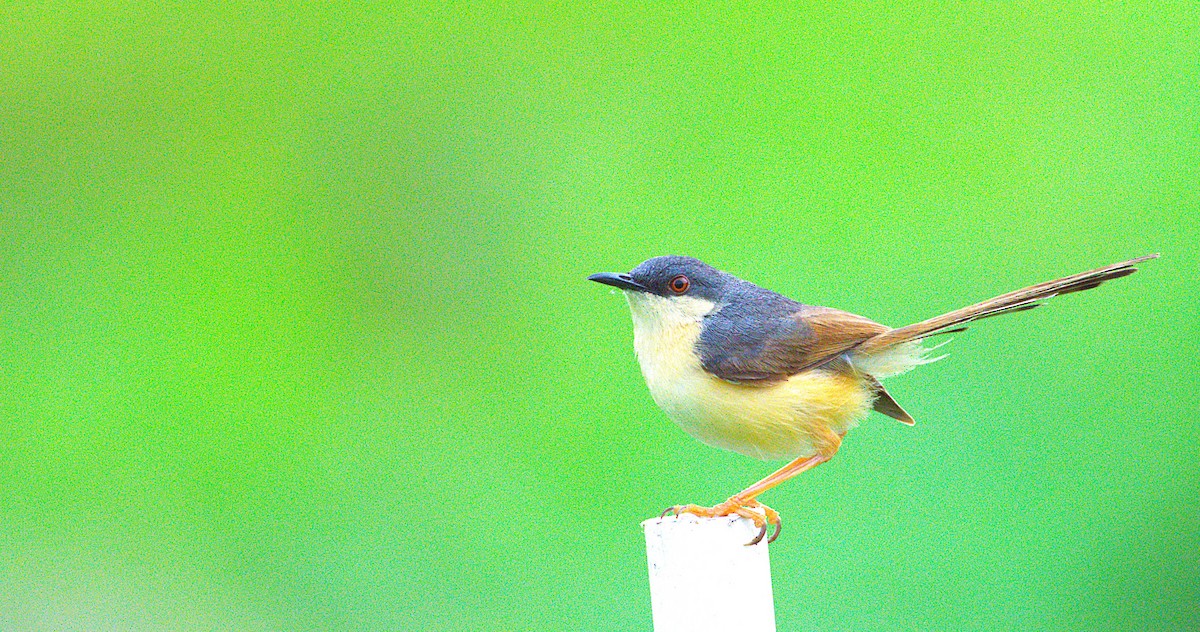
[733,454,832,501]
[663,430,843,545]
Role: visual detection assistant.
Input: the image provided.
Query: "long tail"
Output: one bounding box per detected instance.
[856,254,1159,355]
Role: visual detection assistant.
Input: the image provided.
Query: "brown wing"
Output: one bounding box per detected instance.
[786,307,891,373]
[698,304,889,383]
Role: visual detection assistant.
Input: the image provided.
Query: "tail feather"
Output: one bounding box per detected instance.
[857,254,1158,354]
[865,374,915,425]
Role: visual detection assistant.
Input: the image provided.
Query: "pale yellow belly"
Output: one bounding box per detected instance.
[630,314,872,461]
[644,362,871,460]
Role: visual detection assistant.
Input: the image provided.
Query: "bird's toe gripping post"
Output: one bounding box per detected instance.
[661,497,781,546]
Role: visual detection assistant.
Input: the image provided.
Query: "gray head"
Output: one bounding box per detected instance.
[589,256,805,333]
[587,255,734,301]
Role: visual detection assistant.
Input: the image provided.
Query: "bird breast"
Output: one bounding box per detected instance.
[624,292,871,461]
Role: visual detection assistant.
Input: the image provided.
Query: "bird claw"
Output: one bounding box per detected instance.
[658,498,782,546]
[747,521,769,546]
[746,517,783,545]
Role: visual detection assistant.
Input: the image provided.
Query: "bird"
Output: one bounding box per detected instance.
[588,253,1158,545]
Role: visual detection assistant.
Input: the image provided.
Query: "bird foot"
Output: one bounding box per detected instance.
[661,497,781,545]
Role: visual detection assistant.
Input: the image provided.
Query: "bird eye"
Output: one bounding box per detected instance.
[668,274,690,294]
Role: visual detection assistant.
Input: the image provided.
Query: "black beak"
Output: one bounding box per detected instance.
[587,271,646,292]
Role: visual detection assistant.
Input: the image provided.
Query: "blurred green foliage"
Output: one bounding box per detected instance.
[1,3,1197,630]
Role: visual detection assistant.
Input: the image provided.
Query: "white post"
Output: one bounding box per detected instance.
[643,514,776,631]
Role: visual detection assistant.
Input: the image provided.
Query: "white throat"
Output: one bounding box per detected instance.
[622,291,717,427]
[624,291,717,336]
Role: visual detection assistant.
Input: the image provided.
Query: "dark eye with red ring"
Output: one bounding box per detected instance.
[668,275,690,294]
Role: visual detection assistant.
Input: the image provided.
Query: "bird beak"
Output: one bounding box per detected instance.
[587,271,647,292]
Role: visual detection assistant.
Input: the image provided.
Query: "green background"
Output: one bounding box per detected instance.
[2,3,1197,630]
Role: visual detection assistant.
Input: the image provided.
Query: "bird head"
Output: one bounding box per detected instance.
[588,256,730,328]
